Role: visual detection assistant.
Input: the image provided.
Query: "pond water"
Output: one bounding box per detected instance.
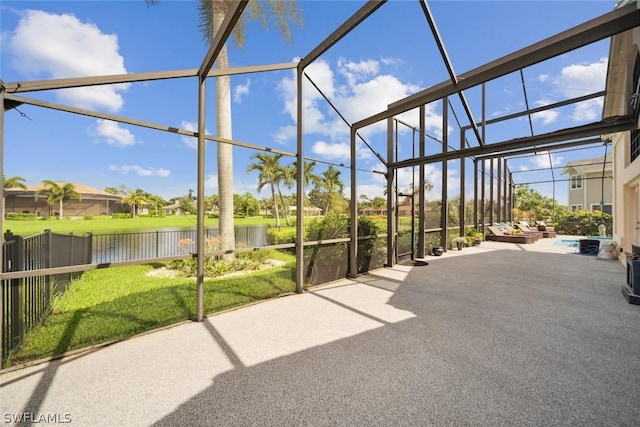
[91,225,269,263]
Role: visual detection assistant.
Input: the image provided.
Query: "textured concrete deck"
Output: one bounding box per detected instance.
[2,236,640,426]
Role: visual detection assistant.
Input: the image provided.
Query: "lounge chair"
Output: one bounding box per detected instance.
[534,221,557,238]
[499,222,542,241]
[486,225,537,244]
[516,221,549,239]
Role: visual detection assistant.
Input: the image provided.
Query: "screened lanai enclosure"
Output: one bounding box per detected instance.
[1,0,639,360]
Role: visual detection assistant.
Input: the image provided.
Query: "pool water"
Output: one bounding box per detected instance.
[554,236,612,248]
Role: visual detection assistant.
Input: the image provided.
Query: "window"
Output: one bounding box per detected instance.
[571,205,583,212]
[592,204,613,215]
[570,175,583,190]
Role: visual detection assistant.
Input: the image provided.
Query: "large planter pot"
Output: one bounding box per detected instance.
[432,246,444,256]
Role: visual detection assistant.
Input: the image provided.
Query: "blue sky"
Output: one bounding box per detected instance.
[0,0,616,206]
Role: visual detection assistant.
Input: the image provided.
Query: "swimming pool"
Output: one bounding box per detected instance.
[553,236,612,248]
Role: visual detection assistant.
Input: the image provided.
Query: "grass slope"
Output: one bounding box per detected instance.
[8,251,296,366]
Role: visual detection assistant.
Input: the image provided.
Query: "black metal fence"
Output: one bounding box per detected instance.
[91,226,268,263]
[2,230,92,365]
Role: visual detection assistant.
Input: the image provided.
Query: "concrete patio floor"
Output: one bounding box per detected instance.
[2,236,640,426]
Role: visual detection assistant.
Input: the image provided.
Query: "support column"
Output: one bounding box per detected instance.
[196,76,205,322]
[386,117,396,267]
[441,97,448,248]
[459,130,466,236]
[418,105,426,258]
[481,159,486,234]
[502,158,508,220]
[489,158,494,225]
[349,125,358,277]
[0,86,5,364]
[497,156,502,223]
[473,159,478,230]
[295,66,305,293]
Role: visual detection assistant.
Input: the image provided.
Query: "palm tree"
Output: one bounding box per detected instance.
[293,160,319,192]
[121,190,148,218]
[276,164,296,226]
[147,0,302,252]
[317,165,344,215]
[41,181,82,219]
[3,176,27,190]
[3,175,28,217]
[247,153,283,227]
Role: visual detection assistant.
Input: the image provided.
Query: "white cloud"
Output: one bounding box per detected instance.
[109,164,170,177]
[572,98,602,122]
[8,10,129,111]
[529,151,563,169]
[337,58,379,86]
[540,57,608,123]
[312,140,350,161]
[205,174,218,190]
[180,120,209,150]
[276,58,431,145]
[234,79,251,103]
[531,100,559,125]
[93,119,137,147]
[380,56,404,67]
[538,74,550,83]
[311,139,372,161]
[554,57,608,99]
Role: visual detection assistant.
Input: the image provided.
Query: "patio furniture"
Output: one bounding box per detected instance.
[517,221,554,238]
[499,222,542,241]
[486,225,537,244]
[534,221,557,238]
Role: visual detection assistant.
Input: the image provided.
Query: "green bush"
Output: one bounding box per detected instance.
[554,210,612,235]
[83,215,93,220]
[170,249,274,278]
[266,227,296,245]
[5,212,37,221]
[304,215,384,285]
[112,213,132,219]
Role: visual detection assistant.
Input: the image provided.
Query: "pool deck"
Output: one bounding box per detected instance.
[1,235,640,426]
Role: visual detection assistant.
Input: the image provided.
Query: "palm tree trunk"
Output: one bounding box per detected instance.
[270,183,280,227]
[325,192,331,216]
[277,184,290,226]
[213,3,236,258]
[59,199,64,219]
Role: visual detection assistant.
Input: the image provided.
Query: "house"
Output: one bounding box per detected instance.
[4,181,126,217]
[287,205,323,217]
[561,153,613,213]
[602,0,640,258]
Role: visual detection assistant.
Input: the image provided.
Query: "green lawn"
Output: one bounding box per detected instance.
[7,250,296,367]
[3,215,280,236]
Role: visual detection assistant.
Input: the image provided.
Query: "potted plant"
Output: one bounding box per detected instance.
[465,228,483,246]
[453,236,467,250]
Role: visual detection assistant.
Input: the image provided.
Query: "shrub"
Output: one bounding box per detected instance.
[266,227,296,245]
[83,215,93,220]
[112,213,132,219]
[554,210,612,235]
[5,212,37,221]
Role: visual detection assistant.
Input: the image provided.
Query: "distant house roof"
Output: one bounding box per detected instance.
[5,181,123,201]
[560,153,612,176]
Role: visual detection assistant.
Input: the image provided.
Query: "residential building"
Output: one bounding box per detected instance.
[4,182,126,217]
[603,0,640,256]
[561,153,613,213]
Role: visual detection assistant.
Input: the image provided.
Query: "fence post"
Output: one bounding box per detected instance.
[45,229,52,303]
[156,230,160,258]
[10,233,24,348]
[86,233,93,264]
